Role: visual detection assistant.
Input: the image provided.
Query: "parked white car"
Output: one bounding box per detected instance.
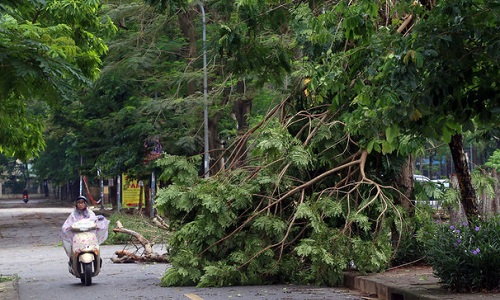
[413,174,450,209]
[413,174,430,182]
[430,179,450,189]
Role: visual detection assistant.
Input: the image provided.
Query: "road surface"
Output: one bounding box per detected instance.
[0,198,363,300]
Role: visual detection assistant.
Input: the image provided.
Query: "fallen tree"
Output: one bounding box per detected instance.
[111,220,169,263]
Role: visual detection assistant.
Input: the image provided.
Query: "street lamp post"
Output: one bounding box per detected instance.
[138,180,144,214]
[200,3,209,178]
[150,171,156,218]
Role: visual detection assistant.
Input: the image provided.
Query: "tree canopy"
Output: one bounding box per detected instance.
[0,0,115,159]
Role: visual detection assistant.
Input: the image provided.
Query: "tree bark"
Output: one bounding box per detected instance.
[398,154,415,214]
[231,80,252,168]
[178,9,198,95]
[392,154,415,250]
[493,169,500,215]
[448,133,478,221]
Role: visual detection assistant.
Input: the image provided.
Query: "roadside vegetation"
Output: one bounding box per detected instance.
[421,216,500,292]
[0,274,18,283]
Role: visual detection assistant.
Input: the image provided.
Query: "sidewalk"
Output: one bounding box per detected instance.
[344,265,500,300]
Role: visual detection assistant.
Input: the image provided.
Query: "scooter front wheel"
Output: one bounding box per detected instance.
[81,263,93,286]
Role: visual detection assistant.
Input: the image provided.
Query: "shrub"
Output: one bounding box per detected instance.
[421,216,500,292]
[391,208,434,267]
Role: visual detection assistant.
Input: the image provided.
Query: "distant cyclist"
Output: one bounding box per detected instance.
[22,188,29,203]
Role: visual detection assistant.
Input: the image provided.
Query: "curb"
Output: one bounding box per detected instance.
[344,272,440,300]
[0,278,20,300]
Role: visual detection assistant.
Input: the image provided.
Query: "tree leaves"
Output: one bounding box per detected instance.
[0,0,115,159]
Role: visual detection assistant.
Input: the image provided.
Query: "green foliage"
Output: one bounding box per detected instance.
[155,155,200,186]
[143,0,187,15]
[298,0,500,160]
[253,122,313,169]
[421,217,500,292]
[215,0,293,85]
[294,233,349,286]
[0,97,46,159]
[404,0,500,139]
[32,123,81,185]
[351,236,392,273]
[485,150,500,171]
[0,0,116,159]
[53,2,204,179]
[391,208,435,267]
[413,180,445,205]
[21,0,498,289]
[472,169,496,201]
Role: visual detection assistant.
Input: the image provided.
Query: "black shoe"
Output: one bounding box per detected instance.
[68,258,74,275]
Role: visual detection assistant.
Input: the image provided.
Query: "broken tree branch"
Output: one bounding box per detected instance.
[111,220,168,263]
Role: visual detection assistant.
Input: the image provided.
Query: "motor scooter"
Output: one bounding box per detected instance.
[68,218,103,286]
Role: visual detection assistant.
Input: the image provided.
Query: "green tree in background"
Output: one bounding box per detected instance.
[59,0,293,180]
[0,0,115,159]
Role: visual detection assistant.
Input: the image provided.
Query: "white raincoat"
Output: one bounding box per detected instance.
[61,207,109,256]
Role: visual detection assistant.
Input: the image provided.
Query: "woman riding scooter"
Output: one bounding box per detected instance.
[61,195,109,285]
[60,196,109,259]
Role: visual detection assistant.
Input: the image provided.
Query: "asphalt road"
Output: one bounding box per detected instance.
[0,198,363,300]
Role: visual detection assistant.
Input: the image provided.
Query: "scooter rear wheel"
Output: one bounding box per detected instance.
[81,263,93,286]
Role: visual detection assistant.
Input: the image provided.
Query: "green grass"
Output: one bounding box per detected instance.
[0,274,18,283]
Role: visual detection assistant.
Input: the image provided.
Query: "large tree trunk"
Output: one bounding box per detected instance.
[392,154,415,250]
[493,169,500,215]
[208,117,222,174]
[178,9,198,95]
[448,133,478,221]
[231,81,252,168]
[398,154,415,214]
